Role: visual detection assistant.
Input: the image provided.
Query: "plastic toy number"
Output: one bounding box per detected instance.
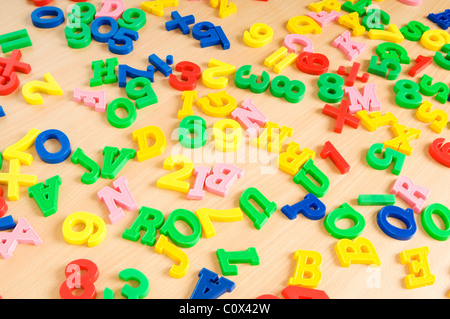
[59,259,99,299]
[156,155,194,193]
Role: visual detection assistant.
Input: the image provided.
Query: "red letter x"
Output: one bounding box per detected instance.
[0,49,31,96]
[322,99,360,133]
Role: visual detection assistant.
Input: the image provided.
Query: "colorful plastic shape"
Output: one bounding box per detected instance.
[252,121,294,153]
[322,99,361,133]
[97,175,138,224]
[106,97,137,129]
[122,206,164,246]
[216,247,260,276]
[0,215,15,231]
[335,237,381,267]
[239,187,277,230]
[230,98,268,138]
[390,176,429,214]
[160,209,201,248]
[165,10,195,34]
[320,141,350,174]
[243,23,273,48]
[337,62,369,86]
[368,24,404,43]
[377,206,416,240]
[288,250,323,289]
[338,12,366,36]
[73,88,107,112]
[0,29,32,53]
[434,44,450,70]
[95,0,126,20]
[0,159,38,201]
[118,64,155,87]
[400,246,435,289]
[264,46,297,74]
[384,123,421,156]
[148,54,173,77]
[416,100,448,133]
[31,6,65,28]
[428,9,450,30]
[277,141,316,176]
[0,49,31,96]
[408,55,433,77]
[421,203,450,241]
[140,0,179,16]
[70,147,101,185]
[332,31,366,61]
[132,125,167,162]
[355,110,398,132]
[22,73,63,105]
[357,194,396,206]
[195,207,243,238]
[101,147,136,179]
[90,58,118,87]
[324,203,365,239]
[204,164,244,197]
[293,159,329,198]
[429,138,450,167]
[62,211,107,247]
[317,73,344,103]
[366,143,405,175]
[3,128,41,166]
[190,268,235,299]
[104,268,150,299]
[212,119,243,153]
[28,175,62,217]
[307,10,341,27]
[59,259,99,299]
[154,234,190,279]
[34,129,71,164]
[0,218,42,259]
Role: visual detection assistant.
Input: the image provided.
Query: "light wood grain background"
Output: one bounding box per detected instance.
[0,0,449,299]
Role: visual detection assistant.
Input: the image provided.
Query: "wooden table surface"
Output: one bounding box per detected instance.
[1,0,449,299]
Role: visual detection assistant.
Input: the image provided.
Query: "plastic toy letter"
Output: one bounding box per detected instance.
[230,98,268,138]
[154,234,190,279]
[97,176,138,224]
[239,187,277,230]
[28,175,62,217]
[335,237,381,267]
[390,176,429,213]
[400,246,435,289]
[132,126,167,162]
[190,268,235,299]
[0,218,43,259]
[288,250,323,288]
[122,206,165,246]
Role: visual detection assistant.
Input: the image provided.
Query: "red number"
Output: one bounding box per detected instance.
[296,52,329,75]
[429,138,450,168]
[59,259,99,299]
[168,61,201,91]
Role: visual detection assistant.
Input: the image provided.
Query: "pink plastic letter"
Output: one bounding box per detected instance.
[187,166,211,200]
[332,31,366,61]
[0,218,43,259]
[390,176,430,213]
[230,98,268,138]
[95,0,126,20]
[204,164,244,197]
[73,88,107,112]
[344,83,381,114]
[97,176,138,224]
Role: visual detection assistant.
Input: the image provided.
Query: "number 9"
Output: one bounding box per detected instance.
[243,23,273,48]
